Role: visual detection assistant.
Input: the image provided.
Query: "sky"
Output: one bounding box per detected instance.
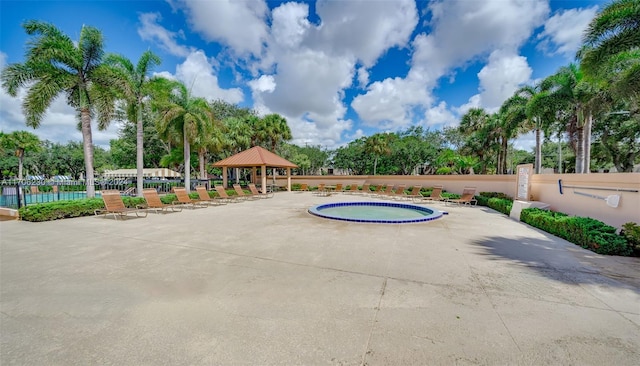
[0,0,604,151]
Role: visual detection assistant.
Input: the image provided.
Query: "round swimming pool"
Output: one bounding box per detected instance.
[308,201,444,224]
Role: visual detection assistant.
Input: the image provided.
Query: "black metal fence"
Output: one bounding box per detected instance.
[0,178,214,209]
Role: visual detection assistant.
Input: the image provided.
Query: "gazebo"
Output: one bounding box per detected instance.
[212,146,298,193]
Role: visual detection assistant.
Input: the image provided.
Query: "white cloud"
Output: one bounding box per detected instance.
[351,77,431,129]
[469,50,533,112]
[353,0,549,130]
[313,0,418,67]
[356,67,369,88]
[175,0,269,57]
[163,0,419,146]
[137,13,192,57]
[537,7,599,57]
[172,50,244,104]
[424,101,457,128]
[271,2,311,50]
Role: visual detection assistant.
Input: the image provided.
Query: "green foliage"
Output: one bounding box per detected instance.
[487,198,513,216]
[620,222,640,256]
[521,208,632,256]
[475,192,512,207]
[19,198,105,222]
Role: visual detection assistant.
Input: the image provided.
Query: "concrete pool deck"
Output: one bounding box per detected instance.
[1,191,639,365]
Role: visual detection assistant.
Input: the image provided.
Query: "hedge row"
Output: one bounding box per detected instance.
[520,208,632,256]
[17,190,234,222]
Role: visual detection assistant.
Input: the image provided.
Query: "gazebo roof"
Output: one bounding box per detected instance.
[212,146,298,168]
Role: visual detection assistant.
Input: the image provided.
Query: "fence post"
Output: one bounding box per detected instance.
[16,184,22,209]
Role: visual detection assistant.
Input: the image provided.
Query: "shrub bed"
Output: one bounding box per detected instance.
[20,196,145,222]
[521,208,632,256]
[620,222,640,256]
[487,197,513,215]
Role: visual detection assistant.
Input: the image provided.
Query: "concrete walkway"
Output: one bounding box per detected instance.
[1,192,639,365]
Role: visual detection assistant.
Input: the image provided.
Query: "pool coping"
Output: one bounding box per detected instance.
[308,201,444,224]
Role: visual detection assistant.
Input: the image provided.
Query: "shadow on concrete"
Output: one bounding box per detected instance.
[471,234,640,293]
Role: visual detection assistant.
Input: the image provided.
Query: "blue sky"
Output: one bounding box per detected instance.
[0,0,604,150]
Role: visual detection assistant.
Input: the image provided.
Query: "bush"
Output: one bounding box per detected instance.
[487,197,513,215]
[19,196,147,222]
[475,191,511,207]
[620,222,640,256]
[520,208,632,256]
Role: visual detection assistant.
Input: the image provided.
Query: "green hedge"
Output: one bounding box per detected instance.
[487,197,513,215]
[19,196,143,222]
[521,208,632,256]
[620,222,640,256]
[17,189,240,222]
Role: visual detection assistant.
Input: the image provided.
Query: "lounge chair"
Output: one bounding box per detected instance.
[95,190,148,220]
[195,186,226,205]
[248,183,274,199]
[172,187,208,208]
[297,183,309,192]
[386,185,406,200]
[358,183,371,195]
[142,188,183,213]
[334,183,343,193]
[344,184,359,194]
[233,184,259,200]
[446,187,478,206]
[413,186,445,204]
[214,185,241,203]
[400,185,422,201]
[313,183,330,196]
[377,184,394,196]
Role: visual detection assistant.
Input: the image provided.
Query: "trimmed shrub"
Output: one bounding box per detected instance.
[19,196,147,222]
[475,192,511,207]
[520,208,631,256]
[487,197,513,215]
[620,222,640,256]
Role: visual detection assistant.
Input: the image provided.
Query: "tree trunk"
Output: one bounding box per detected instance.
[575,127,584,174]
[136,104,144,197]
[18,152,24,180]
[583,113,592,174]
[80,108,96,198]
[373,156,378,175]
[199,150,206,179]
[183,125,191,193]
[535,127,542,174]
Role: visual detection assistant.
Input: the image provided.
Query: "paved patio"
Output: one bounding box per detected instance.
[1,191,639,365]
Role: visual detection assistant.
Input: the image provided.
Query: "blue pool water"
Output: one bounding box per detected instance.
[308,201,444,224]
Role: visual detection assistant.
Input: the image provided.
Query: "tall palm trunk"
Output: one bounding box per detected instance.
[575,127,584,173]
[199,148,206,179]
[17,150,24,180]
[373,156,378,175]
[136,104,144,197]
[183,125,191,193]
[80,108,96,198]
[583,113,592,173]
[534,127,542,174]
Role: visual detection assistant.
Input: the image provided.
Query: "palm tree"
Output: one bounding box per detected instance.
[459,108,495,174]
[0,131,41,179]
[365,133,392,175]
[535,64,598,173]
[223,116,252,154]
[155,81,213,193]
[1,21,121,197]
[580,0,640,100]
[193,122,225,180]
[261,113,293,152]
[106,50,161,197]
